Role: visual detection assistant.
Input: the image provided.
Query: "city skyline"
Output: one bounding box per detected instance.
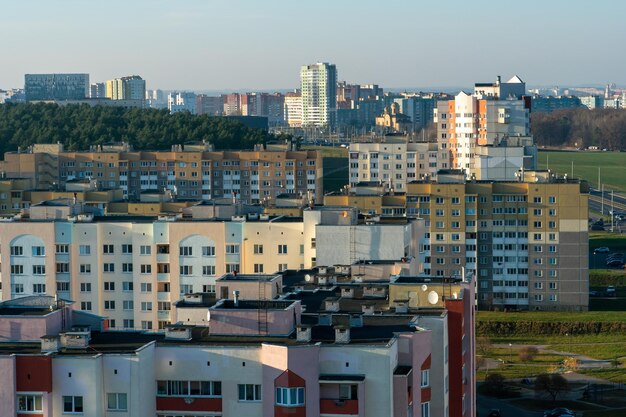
[2,0,626,91]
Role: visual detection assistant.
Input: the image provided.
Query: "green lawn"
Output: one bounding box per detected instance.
[478,311,626,323]
[589,232,626,253]
[302,145,348,158]
[538,150,626,192]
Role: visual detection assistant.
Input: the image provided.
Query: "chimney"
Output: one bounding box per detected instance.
[361,304,375,315]
[334,326,350,344]
[341,287,354,298]
[165,326,193,341]
[233,290,240,307]
[296,326,312,343]
[41,335,60,353]
[394,300,408,314]
[324,298,340,312]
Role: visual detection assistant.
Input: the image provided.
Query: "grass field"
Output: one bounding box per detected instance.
[302,145,348,158]
[538,150,626,192]
[478,311,626,323]
[589,232,626,253]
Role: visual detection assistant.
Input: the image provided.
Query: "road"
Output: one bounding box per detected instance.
[477,391,543,417]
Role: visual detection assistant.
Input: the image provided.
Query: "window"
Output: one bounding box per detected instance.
[421,369,430,387]
[104,300,116,310]
[122,263,133,273]
[80,283,91,292]
[56,244,69,254]
[106,393,128,411]
[202,246,215,256]
[203,285,216,293]
[104,263,115,273]
[103,244,114,254]
[421,401,430,417]
[10,246,23,256]
[549,294,557,302]
[157,380,222,397]
[141,302,153,311]
[254,263,264,273]
[32,265,46,275]
[10,265,23,275]
[238,384,261,401]
[180,265,193,276]
[278,244,287,254]
[33,284,46,293]
[141,283,152,293]
[123,300,134,310]
[79,245,91,255]
[18,394,43,412]
[56,262,69,273]
[104,281,115,291]
[63,396,83,413]
[12,284,24,294]
[123,319,134,328]
[140,245,152,255]
[225,244,240,254]
[276,387,305,406]
[253,244,263,254]
[202,265,216,276]
[141,321,153,330]
[226,263,239,273]
[32,246,45,256]
[57,282,70,292]
[141,264,152,274]
[180,246,193,256]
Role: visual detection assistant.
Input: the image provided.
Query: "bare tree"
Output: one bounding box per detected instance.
[534,373,569,402]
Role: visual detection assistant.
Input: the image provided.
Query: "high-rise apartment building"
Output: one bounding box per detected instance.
[105,75,146,106]
[300,63,337,127]
[393,95,438,131]
[284,91,303,127]
[168,92,196,114]
[223,93,240,116]
[24,73,89,101]
[0,143,323,204]
[348,139,438,191]
[435,76,536,180]
[195,95,223,116]
[89,82,106,98]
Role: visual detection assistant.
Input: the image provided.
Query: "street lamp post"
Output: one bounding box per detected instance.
[509,343,512,364]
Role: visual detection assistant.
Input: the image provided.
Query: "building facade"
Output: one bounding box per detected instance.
[24,74,89,101]
[300,63,337,127]
[348,140,438,191]
[0,144,323,204]
[105,75,146,104]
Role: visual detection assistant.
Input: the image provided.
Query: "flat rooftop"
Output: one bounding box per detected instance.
[218,273,280,282]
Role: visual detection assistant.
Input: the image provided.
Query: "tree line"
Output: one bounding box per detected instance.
[532,108,626,150]
[0,103,280,154]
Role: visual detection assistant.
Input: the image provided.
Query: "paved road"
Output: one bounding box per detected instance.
[477,391,543,417]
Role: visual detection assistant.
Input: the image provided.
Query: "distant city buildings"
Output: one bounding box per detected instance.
[105,75,146,107]
[168,91,196,114]
[300,62,337,127]
[89,82,106,98]
[195,94,223,115]
[284,91,303,127]
[435,76,536,180]
[24,73,89,101]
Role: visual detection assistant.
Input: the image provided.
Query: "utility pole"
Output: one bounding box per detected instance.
[611,190,615,233]
[601,184,604,215]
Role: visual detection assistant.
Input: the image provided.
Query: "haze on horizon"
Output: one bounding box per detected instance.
[2,0,625,92]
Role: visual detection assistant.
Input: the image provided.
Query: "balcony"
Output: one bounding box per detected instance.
[158,310,171,320]
[157,292,170,302]
[156,397,222,413]
[157,273,170,282]
[320,399,358,415]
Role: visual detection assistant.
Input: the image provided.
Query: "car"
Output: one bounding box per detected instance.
[607,253,624,259]
[594,247,610,253]
[487,410,502,417]
[607,259,625,268]
[544,408,576,417]
[591,224,605,231]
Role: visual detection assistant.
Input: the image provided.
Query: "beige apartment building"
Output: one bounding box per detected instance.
[0,143,323,204]
[326,170,590,311]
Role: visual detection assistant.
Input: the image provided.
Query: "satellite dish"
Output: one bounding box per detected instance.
[427,291,439,305]
[421,284,428,292]
[305,274,312,282]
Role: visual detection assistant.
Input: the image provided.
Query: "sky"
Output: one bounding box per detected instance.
[2,0,626,91]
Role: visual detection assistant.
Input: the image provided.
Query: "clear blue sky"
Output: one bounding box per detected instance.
[2,0,625,91]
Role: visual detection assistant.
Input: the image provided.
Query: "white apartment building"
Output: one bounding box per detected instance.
[0,206,425,331]
[348,140,438,190]
[300,63,337,127]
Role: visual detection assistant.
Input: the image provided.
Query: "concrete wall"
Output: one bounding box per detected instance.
[0,355,16,417]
